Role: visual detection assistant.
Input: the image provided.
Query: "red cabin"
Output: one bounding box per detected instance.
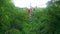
[28,8,30,13]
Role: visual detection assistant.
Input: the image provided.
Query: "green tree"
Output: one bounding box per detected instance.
[47,0,60,34]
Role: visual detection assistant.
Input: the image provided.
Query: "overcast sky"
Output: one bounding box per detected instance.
[12,0,50,8]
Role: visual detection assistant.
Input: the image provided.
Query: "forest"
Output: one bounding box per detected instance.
[0,0,60,34]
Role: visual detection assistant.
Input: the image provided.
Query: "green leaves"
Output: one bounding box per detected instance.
[8,29,22,34]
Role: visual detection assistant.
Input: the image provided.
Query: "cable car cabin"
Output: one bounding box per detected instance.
[28,8,30,13]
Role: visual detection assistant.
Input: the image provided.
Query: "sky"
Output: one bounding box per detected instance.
[12,0,50,8]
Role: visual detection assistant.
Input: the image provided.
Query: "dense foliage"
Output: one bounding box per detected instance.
[0,0,60,34]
